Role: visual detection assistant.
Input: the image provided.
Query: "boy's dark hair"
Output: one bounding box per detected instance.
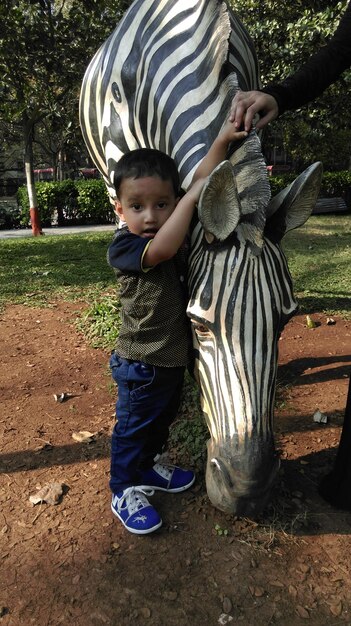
[113,148,180,197]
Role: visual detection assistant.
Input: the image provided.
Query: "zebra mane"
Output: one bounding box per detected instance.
[79,0,263,207]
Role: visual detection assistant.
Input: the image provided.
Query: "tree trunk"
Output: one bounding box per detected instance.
[24,117,43,236]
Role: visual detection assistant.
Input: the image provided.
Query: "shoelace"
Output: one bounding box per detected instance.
[118,486,155,514]
[153,463,174,480]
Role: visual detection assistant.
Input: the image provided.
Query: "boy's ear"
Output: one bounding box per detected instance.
[114,199,124,219]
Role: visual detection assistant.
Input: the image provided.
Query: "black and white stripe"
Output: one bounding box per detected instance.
[79,0,259,200]
[188,228,297,446]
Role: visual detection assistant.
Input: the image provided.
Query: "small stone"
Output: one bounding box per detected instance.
[222,597,232,613]
[163,591,178,601]
[218,614,233,625]
[296,605,310,619]
[139,607,151,619]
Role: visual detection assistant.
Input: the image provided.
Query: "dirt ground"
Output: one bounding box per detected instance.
[1,301,351,626]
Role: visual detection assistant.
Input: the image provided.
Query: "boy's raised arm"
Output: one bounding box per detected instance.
[144,122,247,268]
[143,178,205,268]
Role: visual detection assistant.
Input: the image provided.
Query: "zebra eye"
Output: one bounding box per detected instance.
[192,322,210,337]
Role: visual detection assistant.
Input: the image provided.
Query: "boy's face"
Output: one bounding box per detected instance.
[115,175,179,237]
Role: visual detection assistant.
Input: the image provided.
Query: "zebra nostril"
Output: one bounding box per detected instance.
[211,458,221,470]
[192,321,210,337]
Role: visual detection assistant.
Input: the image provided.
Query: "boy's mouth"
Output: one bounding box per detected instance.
[142,228,158,237]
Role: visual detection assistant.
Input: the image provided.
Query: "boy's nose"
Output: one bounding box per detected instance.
[144,208,156,222]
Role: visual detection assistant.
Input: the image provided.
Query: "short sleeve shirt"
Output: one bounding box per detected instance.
[108,227,191,367]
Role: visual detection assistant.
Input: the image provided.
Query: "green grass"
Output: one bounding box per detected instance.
[0,232,115,309]
[283,214,351,318]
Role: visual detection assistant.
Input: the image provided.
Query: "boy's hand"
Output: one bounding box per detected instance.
[218,119,248,145]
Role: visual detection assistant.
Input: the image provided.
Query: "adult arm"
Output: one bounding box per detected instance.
[231,1,351,130]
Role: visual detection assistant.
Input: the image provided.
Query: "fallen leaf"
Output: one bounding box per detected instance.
[330,602,343,617]
[29,482,65,505]
[313,409,328,424]
[253,587,265,597]
[72,430,97,443]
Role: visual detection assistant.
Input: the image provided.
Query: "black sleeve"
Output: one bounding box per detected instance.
[262,2,351,115]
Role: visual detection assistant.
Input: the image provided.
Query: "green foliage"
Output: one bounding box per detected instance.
[0,200,21,229]
[76,294,122,349]
[321,171,351,200]
[17,179,115,227]
[270,171,351,206]
[0,1,134,199]
[214,524,229,537]
[268,173,296,196]
[230,0,351,169]
[75,180,115,224]
[168,373,208,472]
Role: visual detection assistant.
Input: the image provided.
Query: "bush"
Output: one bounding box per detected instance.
[75,180,115,224]
[269,170,351,207]
[0,198,21,229]
[17,179,116,227]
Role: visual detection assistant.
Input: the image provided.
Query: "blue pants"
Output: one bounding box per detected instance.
[109,352,185,493]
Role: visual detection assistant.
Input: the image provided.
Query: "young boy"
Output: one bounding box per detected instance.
[108,120,247,534]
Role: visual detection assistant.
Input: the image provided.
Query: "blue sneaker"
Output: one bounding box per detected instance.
[139,463,195,493]
[111,487,162,535]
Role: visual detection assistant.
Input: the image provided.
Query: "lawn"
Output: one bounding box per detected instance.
[0,231,115,308]
[1,214,350,321]
[282,214,351,318]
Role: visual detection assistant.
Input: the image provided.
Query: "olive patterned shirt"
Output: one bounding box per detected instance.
[108,227,191,367]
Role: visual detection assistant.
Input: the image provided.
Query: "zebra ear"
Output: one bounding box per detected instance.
[265,162,323,241]
[197,161,241,241]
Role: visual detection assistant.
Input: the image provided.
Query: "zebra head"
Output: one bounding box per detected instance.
[188,159,323,516]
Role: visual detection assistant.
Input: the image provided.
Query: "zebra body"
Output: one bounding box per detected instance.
[79,0,259,199]
[80,0,322,516]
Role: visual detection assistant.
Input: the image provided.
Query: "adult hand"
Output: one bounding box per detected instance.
[229,90,279,132]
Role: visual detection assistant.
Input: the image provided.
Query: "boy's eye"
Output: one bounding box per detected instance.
[157,202,167,209]
[131,204,142,210]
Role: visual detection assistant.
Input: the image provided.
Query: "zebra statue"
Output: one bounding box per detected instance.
[80,0,322,516]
